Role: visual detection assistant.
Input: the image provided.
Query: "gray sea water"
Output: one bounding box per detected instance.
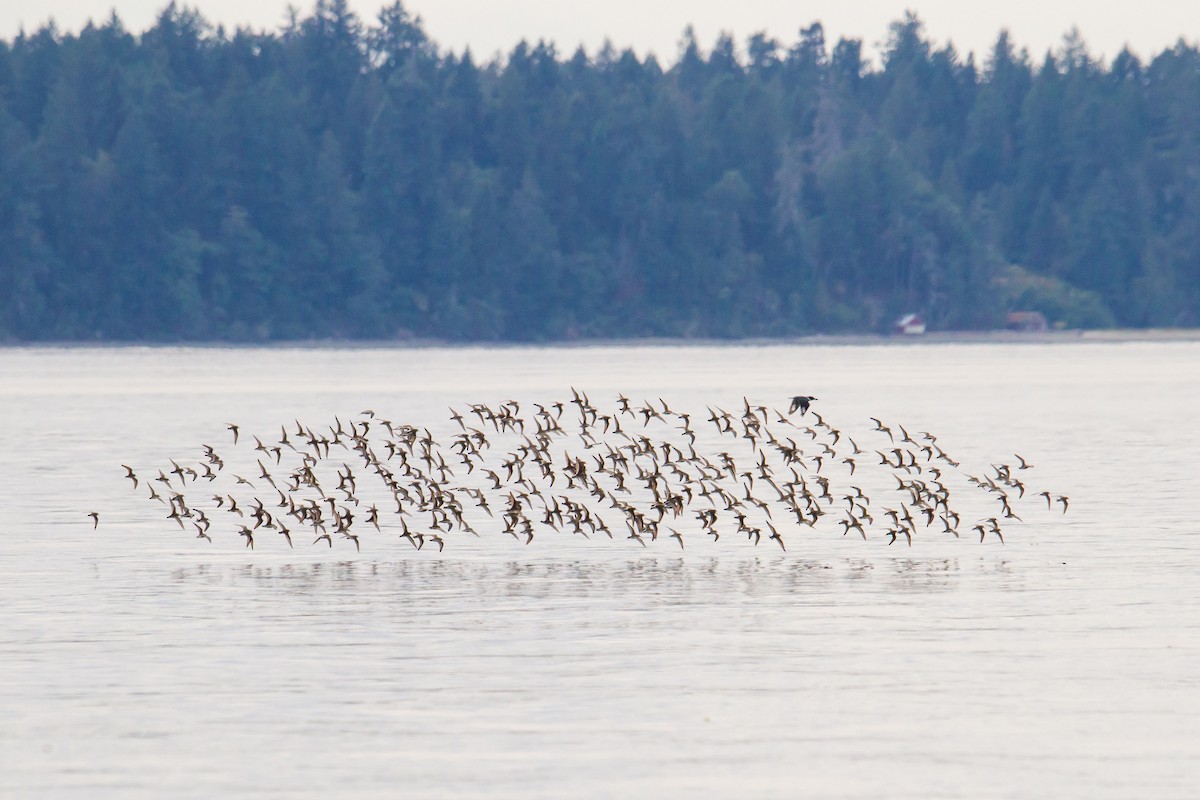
[1,340,1198,798]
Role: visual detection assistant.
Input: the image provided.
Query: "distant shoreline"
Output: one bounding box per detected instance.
[4,328,1200,350]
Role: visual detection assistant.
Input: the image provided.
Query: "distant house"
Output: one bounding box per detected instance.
[1006,311,1048,332]
[893,313,926,335]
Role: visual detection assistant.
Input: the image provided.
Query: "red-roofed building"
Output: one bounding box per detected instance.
[1006,311,1048,332]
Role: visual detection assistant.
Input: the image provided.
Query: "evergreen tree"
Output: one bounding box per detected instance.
[1,4,1198,341]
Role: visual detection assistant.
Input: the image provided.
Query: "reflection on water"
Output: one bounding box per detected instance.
[167,555,1001,596]
[1,342,1199,799]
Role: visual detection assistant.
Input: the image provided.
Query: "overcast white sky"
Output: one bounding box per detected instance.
[4,0,1199,65]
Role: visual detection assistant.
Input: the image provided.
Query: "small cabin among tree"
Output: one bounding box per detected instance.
[893,313,927,335]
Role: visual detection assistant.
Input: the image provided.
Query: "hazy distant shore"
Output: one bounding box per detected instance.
[5,328,1200,350]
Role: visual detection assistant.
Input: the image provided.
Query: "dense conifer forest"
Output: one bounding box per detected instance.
[1,1,1198,341]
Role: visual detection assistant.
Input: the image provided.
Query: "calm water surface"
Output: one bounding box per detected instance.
[1,341,1198,798]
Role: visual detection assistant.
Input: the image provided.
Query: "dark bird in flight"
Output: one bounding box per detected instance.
[88,512,99,529]
[788,395,817,415]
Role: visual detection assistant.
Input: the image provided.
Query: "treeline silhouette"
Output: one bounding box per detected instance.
[1,1,1198,341]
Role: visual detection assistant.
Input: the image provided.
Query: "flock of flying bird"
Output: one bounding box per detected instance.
[108,391,1069,553]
